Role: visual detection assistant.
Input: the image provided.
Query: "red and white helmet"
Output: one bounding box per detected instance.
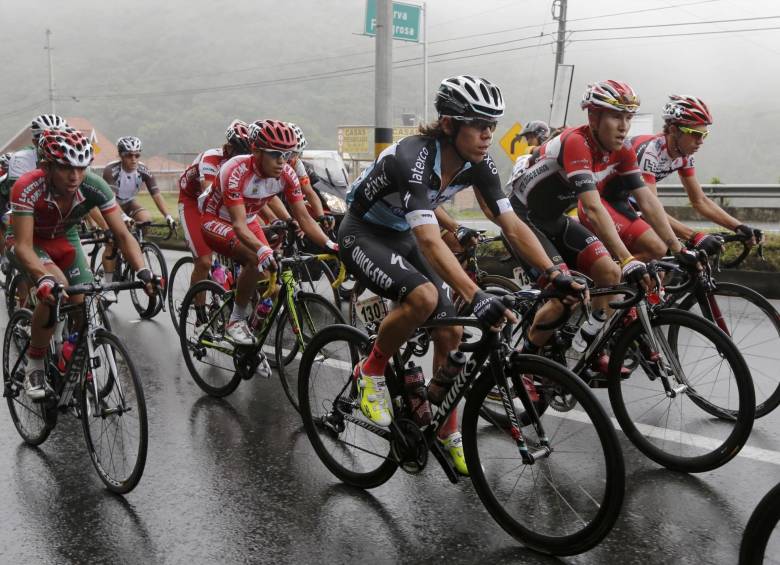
[38,127,94,167]
[225,119,251,153]
[662,95,713,126]
[248,120,297,152]
[581,80,640,114]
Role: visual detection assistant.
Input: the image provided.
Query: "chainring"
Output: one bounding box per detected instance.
[390,417,428,474]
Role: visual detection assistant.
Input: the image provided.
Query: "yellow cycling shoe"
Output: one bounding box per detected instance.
[438,431,469,476]
[355,362,393,427]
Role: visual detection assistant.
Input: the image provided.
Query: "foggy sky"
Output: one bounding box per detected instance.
[1,0,778,182]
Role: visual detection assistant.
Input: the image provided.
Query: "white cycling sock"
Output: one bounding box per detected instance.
[229,301,250,324]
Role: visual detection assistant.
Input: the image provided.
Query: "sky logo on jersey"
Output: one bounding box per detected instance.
[409,146,429,185]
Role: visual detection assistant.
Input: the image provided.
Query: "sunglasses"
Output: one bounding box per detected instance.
[678,126,709,139]
[262,149,294,160]
[123,153,141,158]
[447,116,498,132]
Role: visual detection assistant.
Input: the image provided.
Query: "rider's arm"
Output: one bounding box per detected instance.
[300,178,325,218]
[644,178,695,240]
[578,191,634,263]
[142,167,171,218]
[434,206,459,234]
[681,174,741,231]
[227,204,265,252]
[630,185,684,253]
[103,208,146,272]
[413,222,479,302]
[10,214,47,282]
[289,198,330,248]
[88,207,109,231]
[266,196,291,221]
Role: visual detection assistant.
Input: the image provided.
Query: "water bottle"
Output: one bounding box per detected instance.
[427,351,467,406]
[572,310,607,353]
[250,298,273,331]
[403,362,432,426]
[212,260,227,288]
[57,333,78,373]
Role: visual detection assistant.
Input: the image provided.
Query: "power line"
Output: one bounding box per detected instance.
[570,14,780,33]
[569,25,780,43]
[567,0,723,23]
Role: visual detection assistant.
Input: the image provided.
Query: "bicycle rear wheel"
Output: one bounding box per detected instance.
[274,292,345,412]
[179,280,243,397]
[675,282,780,418]
[167,255,195,333]
[463,355,625,556]
[609,308,755,472]
[298,324,397,488]
[81,330,148,494]
[129,242,166,318]
[3,309,52,446]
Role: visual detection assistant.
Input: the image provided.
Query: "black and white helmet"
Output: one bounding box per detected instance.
[435,75,505,119]
[0,152,12,169]
[117,136,143,154]
[520,120,551,143]
[30,114,67,142]
[286,123,307,153]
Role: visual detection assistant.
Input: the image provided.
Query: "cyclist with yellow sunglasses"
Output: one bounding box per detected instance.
[624,95,762,254]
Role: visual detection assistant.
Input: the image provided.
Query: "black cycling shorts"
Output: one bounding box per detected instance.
[510,195,610,279]
[338,213,456,319]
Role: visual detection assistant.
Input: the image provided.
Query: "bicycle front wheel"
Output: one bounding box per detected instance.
[609,308,755,472]
[463,355,625,556]
[130,242,166,318]
[675,282,780,418]
[298,324,397,488]
[167,255,195,333]
[179,280,243,397]
[3,309,52,446]
[81,330,148,494]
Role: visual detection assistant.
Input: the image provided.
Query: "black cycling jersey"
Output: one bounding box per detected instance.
[346,135,511,231]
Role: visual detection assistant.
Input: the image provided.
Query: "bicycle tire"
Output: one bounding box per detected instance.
[319,258,343,306]
[463,354,625,556]
[739,482,780,565]
[608,308,755,472]
[274,292,345,412]
[81,329,148,494]
[6,272,32,315]
[179,279,243,397]
[298,324,397,488]
[479,274,521,294]
[167,255,195,333]
[3,309,52,446]
[674,282,780,418]
[129,242,166,319]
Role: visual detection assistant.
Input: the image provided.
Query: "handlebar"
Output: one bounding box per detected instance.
[133,221,176,241]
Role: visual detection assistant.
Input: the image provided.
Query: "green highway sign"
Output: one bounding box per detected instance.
[364,0,421,43]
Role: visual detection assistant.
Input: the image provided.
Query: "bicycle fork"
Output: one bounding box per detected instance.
[496,351,552,465]
[635,304,688,398]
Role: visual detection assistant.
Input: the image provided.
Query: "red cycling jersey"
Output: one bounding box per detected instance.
[629,134,695,185]
[178,148,225,202]
[202,155,303,222]
[510,125,643,220]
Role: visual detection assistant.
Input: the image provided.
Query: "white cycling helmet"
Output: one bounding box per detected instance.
[117,136,143,154]
[30,114,68,142]
[0,152,12,169]
[435,75,505,119]
[286,123,307,153]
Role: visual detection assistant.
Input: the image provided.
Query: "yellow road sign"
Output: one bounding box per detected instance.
[338,126,420,160]
[499,122,529,162]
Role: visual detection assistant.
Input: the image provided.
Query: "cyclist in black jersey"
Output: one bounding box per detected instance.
[339,75,583,475]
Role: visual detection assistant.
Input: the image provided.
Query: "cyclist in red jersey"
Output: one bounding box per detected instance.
[510,80,697,371]
[200,119,337,347]
[11,128,154,399]
[629,95,762,252]
[178,119,251,288]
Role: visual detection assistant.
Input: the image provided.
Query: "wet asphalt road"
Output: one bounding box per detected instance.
[0,249,777,565]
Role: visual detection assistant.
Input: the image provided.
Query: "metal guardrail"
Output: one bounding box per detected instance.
[657,184,780,205]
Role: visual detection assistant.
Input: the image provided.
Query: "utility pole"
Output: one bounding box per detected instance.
[45,29,56,114]
[551,0,567,86]
[375,0,393,158]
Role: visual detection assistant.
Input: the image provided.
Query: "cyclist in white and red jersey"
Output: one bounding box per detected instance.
[201,119,337,347]
[178,119,251,288]
[510,80,697,373]
[628,95,762,252]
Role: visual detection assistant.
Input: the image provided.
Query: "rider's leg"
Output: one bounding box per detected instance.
[629,229,667,262]
[431,325,464,438]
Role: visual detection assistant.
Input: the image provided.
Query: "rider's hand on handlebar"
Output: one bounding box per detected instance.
[256,245,277,273]
[468,289,518,332]
[621,256,653,291]
[735,224,763,246]
[36,275,63,304]
[165,214,177,231]
[550,270,590,305]
[674,248,702,272]
[688,232,724,256]
[455,225,479,249]
[135,268,158,297]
